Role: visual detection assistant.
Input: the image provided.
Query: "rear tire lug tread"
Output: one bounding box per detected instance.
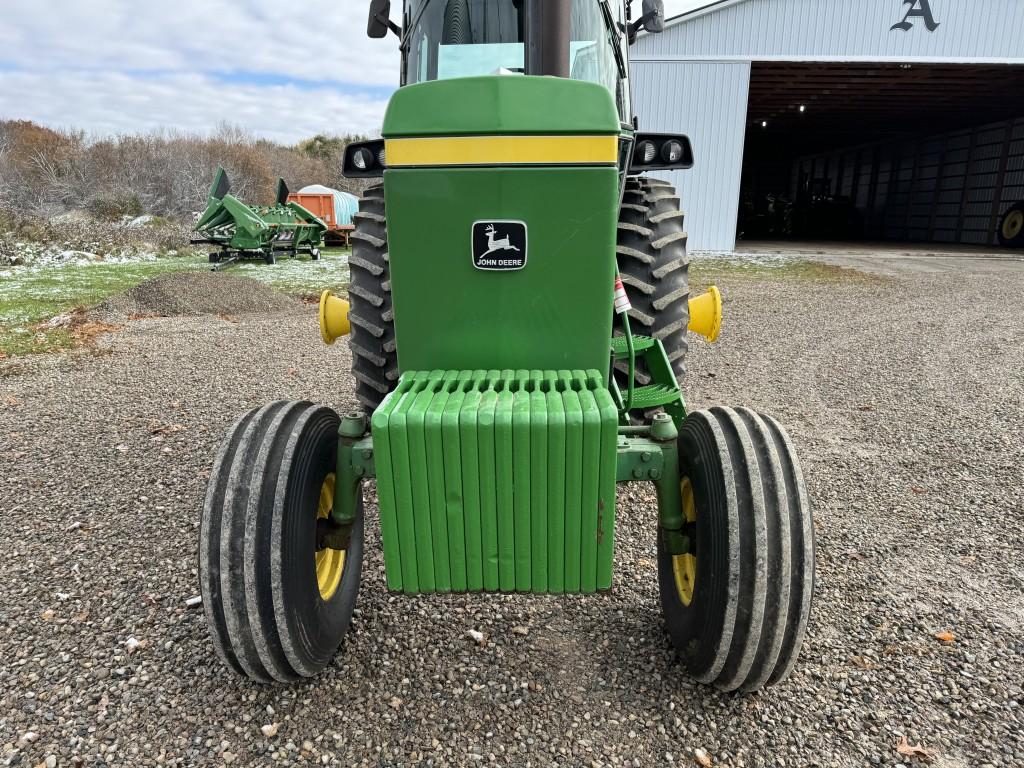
[348,187,398,413]
[652,287,690,312]
[652,259,686,280]
[620,274,656,296]
[616,175,690,389]
[354,369,392,394]
[651,232,688,251]
[616,245,656,265]
[618,222,654,238]
[348,313,385,338]
[347,285,384,308]
[349,256,384,276]
[350,341,387,368]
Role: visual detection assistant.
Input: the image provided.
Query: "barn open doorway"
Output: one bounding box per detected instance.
[738,62,1024,249]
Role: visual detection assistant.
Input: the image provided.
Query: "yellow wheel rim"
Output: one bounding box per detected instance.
[1004,211,1024,241]
[315,473,346,601]
[671,476,698,606]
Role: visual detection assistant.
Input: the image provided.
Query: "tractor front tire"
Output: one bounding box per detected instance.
[659,407,814,691]
[349,184,398,414]
[199,400,364,682]
[616,176,690,385]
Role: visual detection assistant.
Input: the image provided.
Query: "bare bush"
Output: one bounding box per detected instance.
[0,120,370,221]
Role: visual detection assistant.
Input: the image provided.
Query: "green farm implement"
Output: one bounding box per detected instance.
[193,167,326,268]
[199,0,815,692]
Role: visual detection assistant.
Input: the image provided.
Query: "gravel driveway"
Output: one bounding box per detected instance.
[2,256,1022,767]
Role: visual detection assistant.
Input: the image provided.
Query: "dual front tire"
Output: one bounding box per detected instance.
[200,401,363,682]
[659,407,815,691]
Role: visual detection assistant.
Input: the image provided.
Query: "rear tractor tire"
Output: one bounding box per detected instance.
[616,176,690,385]
[348,184,399,414]
[998,201,1024,248]
[199,400,364,681]
[659,407,814,691]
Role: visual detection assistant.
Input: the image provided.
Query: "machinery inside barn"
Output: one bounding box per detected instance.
[739,63,1024,247]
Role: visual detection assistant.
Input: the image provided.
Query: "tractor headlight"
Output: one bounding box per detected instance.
[343,139,386,178]
[662,140,684,164]
[630,133,694,171]
[352,148,373,171]
[637,140,657,164]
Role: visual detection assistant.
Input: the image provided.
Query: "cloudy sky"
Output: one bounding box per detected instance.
[0,0,708,143]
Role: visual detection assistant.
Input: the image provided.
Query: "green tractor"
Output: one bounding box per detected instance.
[199,0,814,692]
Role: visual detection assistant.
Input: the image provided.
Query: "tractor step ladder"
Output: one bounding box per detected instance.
[609,334,686,419]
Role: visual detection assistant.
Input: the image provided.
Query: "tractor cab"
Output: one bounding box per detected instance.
[397,0,632,119]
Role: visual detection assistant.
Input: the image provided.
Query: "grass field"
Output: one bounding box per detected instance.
[0,248,351,358]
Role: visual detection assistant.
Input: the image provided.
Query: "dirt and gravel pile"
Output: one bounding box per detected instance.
[1,254,1022,767]
[91,272,299,321]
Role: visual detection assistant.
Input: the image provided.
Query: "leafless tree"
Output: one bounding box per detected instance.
[0,119,370,221]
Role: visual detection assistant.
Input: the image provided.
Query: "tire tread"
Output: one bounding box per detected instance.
[349,184,398,413]
[661,407,814,691]
[616,176,690,385]
[199,401,363,682]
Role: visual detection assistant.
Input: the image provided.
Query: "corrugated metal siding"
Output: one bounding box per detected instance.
[635,0,1024,63]
[792,117,1024,245]
[630,61,751,251]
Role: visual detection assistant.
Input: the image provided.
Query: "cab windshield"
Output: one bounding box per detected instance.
[403,0,629,118]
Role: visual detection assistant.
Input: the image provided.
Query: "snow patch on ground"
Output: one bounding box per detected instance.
[229,252,350,292]
[125,215,156,228]
[690,250,798,267]
[0,242,167,275]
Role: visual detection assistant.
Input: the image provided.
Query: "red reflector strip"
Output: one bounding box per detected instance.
[614,276,631,315]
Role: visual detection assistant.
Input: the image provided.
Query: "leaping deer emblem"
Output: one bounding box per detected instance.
[481,224,521,257]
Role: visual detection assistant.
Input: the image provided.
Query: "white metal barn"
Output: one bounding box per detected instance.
[631,0,1024,251]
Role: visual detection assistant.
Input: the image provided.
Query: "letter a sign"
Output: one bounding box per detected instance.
[891,0,940,32]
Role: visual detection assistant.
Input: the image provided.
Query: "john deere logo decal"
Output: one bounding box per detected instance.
[472,221,527,270]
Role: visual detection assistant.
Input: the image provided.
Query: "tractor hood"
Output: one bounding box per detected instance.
[379,75,622,375]
[382,75,620,137]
